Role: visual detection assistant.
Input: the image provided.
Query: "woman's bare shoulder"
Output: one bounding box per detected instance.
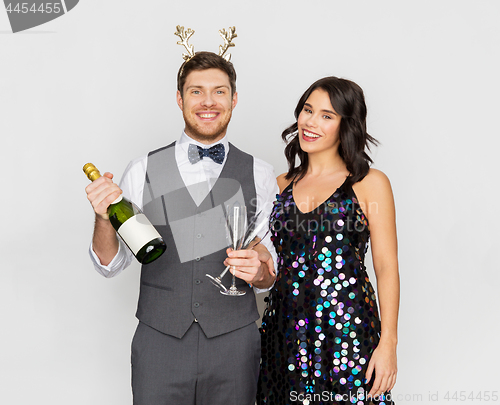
[360,168,391,188]
[353,168,393,205]
[277,173,293,193]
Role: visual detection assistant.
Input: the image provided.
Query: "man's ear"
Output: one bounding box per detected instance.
[232,91,238,110]
[176,90,184,110]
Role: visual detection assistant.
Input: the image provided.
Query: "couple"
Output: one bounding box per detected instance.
[85,50,399,405]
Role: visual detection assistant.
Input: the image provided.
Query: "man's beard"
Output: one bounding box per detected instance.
[182,110,232,144]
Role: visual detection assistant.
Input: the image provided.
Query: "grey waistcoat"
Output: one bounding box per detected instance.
[136,142,260,339]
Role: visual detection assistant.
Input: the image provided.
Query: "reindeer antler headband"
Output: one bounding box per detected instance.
[174,25,238,62]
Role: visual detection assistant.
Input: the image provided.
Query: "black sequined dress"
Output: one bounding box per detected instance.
[257,181,393,405]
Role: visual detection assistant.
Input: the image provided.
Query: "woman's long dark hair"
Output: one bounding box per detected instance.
[283,77,378,185]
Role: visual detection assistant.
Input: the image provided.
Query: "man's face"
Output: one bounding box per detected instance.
[177,68,238,144]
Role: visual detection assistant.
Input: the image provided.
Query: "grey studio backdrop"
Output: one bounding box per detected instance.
[1,0,499,404]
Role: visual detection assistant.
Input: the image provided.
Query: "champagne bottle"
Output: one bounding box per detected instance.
[83,163,166,264]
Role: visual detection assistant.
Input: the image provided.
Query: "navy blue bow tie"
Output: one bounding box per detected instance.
[188,143,225,164]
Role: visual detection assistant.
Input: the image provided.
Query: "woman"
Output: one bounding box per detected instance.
[257,77,399,405]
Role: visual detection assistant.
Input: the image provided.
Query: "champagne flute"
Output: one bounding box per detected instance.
[220,203,247,296]
[206,208,270,294]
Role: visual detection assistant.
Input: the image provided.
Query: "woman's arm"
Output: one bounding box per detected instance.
[353,169,400,399]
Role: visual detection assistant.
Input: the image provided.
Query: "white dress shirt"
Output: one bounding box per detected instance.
[89,132,278,292]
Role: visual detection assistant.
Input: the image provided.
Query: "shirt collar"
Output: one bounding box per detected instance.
[178,131,229,155]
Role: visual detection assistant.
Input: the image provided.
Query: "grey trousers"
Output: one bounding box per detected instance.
[131,321,261,405]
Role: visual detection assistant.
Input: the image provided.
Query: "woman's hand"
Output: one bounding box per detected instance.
[365,340,397,400]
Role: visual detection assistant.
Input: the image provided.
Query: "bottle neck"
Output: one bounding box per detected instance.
[112,195,123,204]
[83,164,122,204]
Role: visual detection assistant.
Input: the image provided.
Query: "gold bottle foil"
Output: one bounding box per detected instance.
[83,163,102,182]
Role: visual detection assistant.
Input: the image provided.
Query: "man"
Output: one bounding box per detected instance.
[85,51,278,404]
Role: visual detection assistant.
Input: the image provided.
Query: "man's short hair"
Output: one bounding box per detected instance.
[177,51,237,97]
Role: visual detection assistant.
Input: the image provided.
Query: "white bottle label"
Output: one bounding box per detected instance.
[117,214,162,255]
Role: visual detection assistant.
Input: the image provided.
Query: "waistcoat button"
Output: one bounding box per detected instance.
[195,279,201,285]
[193,302,200,308]
[196,234,202,239]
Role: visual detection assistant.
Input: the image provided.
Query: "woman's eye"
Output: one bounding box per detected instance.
[323,115,332,119]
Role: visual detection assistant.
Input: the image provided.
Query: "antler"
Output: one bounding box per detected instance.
[174,25,195,61]
[218,26,237,62]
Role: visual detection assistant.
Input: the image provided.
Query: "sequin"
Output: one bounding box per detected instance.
[258,182,392,405]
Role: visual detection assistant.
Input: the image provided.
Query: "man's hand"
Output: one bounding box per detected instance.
[224,243,276,290]
[85,172,122,220]
[85,171,121,265]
